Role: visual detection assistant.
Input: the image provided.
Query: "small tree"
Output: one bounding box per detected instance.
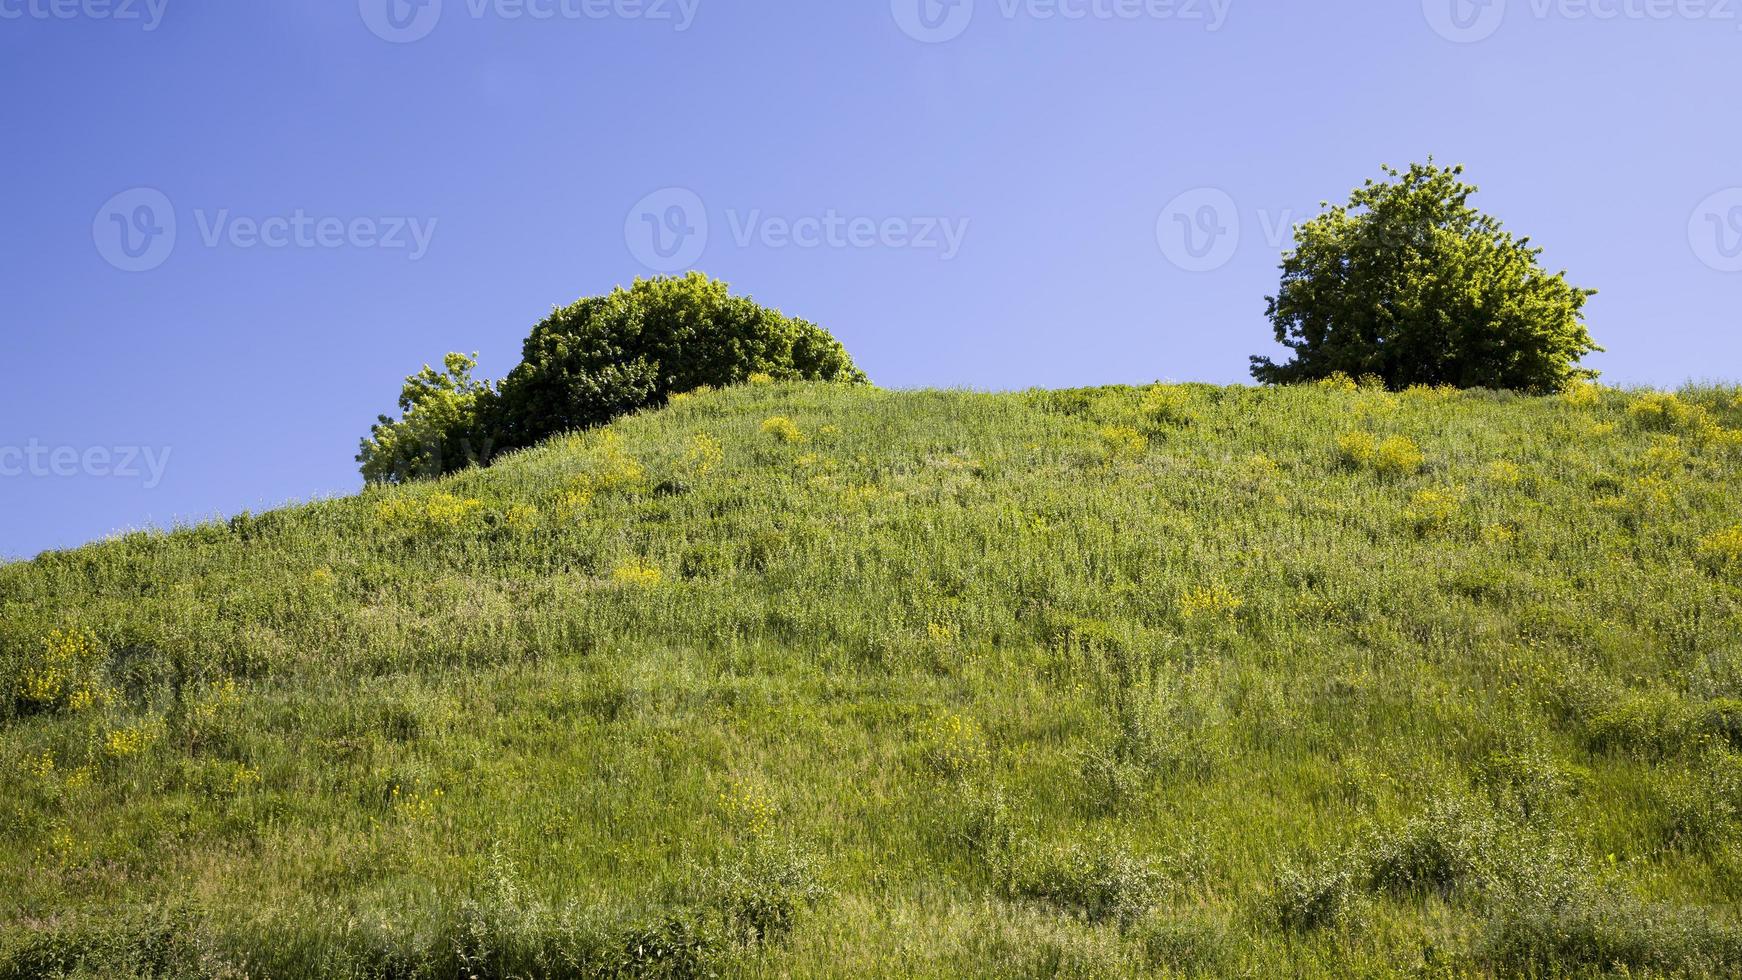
[357,353,497,485]
[492,273,867,452]
[1250,162,1600,393]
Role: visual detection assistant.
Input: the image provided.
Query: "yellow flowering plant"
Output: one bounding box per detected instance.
[17,627,108,715]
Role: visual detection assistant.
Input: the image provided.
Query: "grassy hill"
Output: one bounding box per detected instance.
[4,380,1742,978]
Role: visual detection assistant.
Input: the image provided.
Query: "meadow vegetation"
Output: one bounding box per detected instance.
[5,378,1742,977]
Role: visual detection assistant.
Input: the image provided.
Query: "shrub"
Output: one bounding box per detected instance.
[760,416,804,444]
[1335,430,1377,467]
[1279,800,1505,933]
[1562,380,1604,407]
[1474,747,1578,823]
[1404,487,1463,536]
[1178,585,1242,623]
[1699,526,1742,578]
[358,353,499,485]
[1016,838,1167,927]
[1485,460,1522,486]
[493,273,865,453]
[1702,699,1742,751]
[1251,162,1600,392]
[1585,691,1705,760]
[358,275,864,483]
[681,433,724,479]
[1373,436,1425,476]
[705,845,828,946]
[1337,432,1423,476]
[1362,800,1498,897]
[1630,391,1718,437]
[10,627,108,716]
[1484,886,1742,976]
[1274,860,1360,933]
[1099,425,1149,462]
[1138,385,1196,427]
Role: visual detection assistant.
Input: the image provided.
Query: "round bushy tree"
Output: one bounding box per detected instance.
[493,273,867,451]
[1250,162,1601,393]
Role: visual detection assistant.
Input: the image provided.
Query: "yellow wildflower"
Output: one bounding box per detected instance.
[761,416,803,443]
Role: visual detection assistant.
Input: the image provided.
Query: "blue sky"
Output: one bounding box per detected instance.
[2,0,1739,559]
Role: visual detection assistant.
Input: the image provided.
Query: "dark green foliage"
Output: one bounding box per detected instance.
[492,273,867,454]
[1252,162,1601,393]
[359,273,866,483]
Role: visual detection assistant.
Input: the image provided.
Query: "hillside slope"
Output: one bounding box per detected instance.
[4,381,1742,978]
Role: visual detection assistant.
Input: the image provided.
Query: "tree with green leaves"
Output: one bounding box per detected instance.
[1251,162,1601,392]
[357,353,498,485]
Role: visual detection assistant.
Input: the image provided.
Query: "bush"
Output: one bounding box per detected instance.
[1336,431,1424,477]
[357,353,498,485]
[1484,887,1742,976]
[358,274,866,483]
[493,273,866,453]
[1016,838,1168,927]
[1251,162,1600,393]
[6,626,109,717]
[705,845,828,945]
[1273,860,1360,933]
[1362,800,1498,897]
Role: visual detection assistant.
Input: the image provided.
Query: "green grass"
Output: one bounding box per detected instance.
[4,379,1742,978]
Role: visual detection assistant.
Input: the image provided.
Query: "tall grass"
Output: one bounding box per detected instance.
[3,380,1742,977]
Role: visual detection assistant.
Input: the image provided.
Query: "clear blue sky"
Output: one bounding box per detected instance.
[2,0,1739,560]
